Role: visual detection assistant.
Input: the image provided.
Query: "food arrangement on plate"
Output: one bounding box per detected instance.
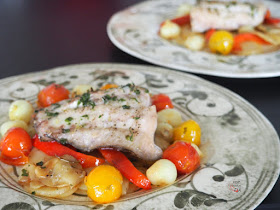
[0,82,203,204]
[159,0,280,55]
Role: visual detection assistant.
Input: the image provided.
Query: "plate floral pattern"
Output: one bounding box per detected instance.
[0,63,279,210]
[107,0,280,78]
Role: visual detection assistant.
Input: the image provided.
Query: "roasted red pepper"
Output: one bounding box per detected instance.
[99,149,151,190]
[33,135,104,168]
[170,14,190,26]
[264,9,280,25]
[232,33,271,52]
[205,28,216,42]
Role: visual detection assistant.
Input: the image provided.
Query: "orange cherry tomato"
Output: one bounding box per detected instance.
[151,94,174,112]
[173,120,201,146]
[85,165,123,203]
[0,127,32,165]
[100,84,118,90]
[37,83,69,107]
[162,141,200,174]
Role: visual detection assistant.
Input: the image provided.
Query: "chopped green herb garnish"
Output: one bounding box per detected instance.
[45,110,59,117]
[78,91,95,109]
[134,89,140,95]
[62,128,70,133]
[125,128,134,141]
[134,116,140,120]
[22,169,29,177]
[31,191,36,195]
[118,98,126,102]
[132,98,139,103]
[99,114,104,118]
[144,88,149,93]
[65,117,73,125]
[122,105,130,109]
[103,94,112,104]
[82,114,89,118]
[59,138,67,145]
[52,103,61,109]
[36,161,44,166]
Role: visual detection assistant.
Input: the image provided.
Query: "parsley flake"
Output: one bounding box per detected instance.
[62,128,70,133]
[21,169,29,177]
[122,105,130,109]
[45,110,59,117]
[78,92,95,109]
[65,117,73,125]
[59,138,67,145]
[36,161,44,166]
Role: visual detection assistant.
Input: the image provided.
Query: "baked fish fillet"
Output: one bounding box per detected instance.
[190,1,267,32]
[34,84,162,161]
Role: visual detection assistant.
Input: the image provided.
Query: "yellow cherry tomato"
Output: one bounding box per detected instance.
[173,120,201,146]
[84,165,123,203]
[208,31,234,55]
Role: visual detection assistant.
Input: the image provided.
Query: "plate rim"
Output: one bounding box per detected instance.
[107,0,280,79]
[0,62,279,209]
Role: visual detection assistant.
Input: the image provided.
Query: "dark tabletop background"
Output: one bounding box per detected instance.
[0,0,279,209]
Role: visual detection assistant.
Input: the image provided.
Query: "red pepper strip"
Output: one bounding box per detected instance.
[170,14,190,26]
[99,149,151,190]
[205,28,216,42]
[265,17,280,25]
[264,9,280,25]
[232,33,271,52]
[33,135,104,168]
[265,10,271,19]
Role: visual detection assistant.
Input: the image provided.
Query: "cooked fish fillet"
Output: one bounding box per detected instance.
[190,1,267,32]
[34,84,162,161]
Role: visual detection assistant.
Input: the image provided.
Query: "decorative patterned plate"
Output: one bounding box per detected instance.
[0,63,279,210]
[107,0,280,78]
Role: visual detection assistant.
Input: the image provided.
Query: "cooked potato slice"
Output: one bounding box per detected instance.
[146,159,177,186]
[0,120,28,136]
[23,184,79,198]
[157,108,183,128]
[9,100,34,123]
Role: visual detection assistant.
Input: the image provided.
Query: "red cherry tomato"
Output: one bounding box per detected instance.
[151,94,173,112]
[0,127,32,165]
[162,141,200,174]
[38,83,69,107]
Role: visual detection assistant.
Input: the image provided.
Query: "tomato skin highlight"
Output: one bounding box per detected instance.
[0,127,32,165]
[162,141,200,174]
[151,94,174,112]
[38,83,69,107]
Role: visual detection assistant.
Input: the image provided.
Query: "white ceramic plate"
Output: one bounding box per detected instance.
[0,63,279,210]
[107,0,280,78]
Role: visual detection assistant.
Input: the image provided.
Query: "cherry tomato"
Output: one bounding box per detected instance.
[85,165,123,203]
[205,28,216,42]
[208,30,234,55]
[151,94,174,112]
[38,83,69,107]
[0,127,32,165]
[100,84,118,90]
[162,141,200,174]
[173,120,201,146]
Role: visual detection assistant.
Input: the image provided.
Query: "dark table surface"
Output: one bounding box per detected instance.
[0,0,279,209]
